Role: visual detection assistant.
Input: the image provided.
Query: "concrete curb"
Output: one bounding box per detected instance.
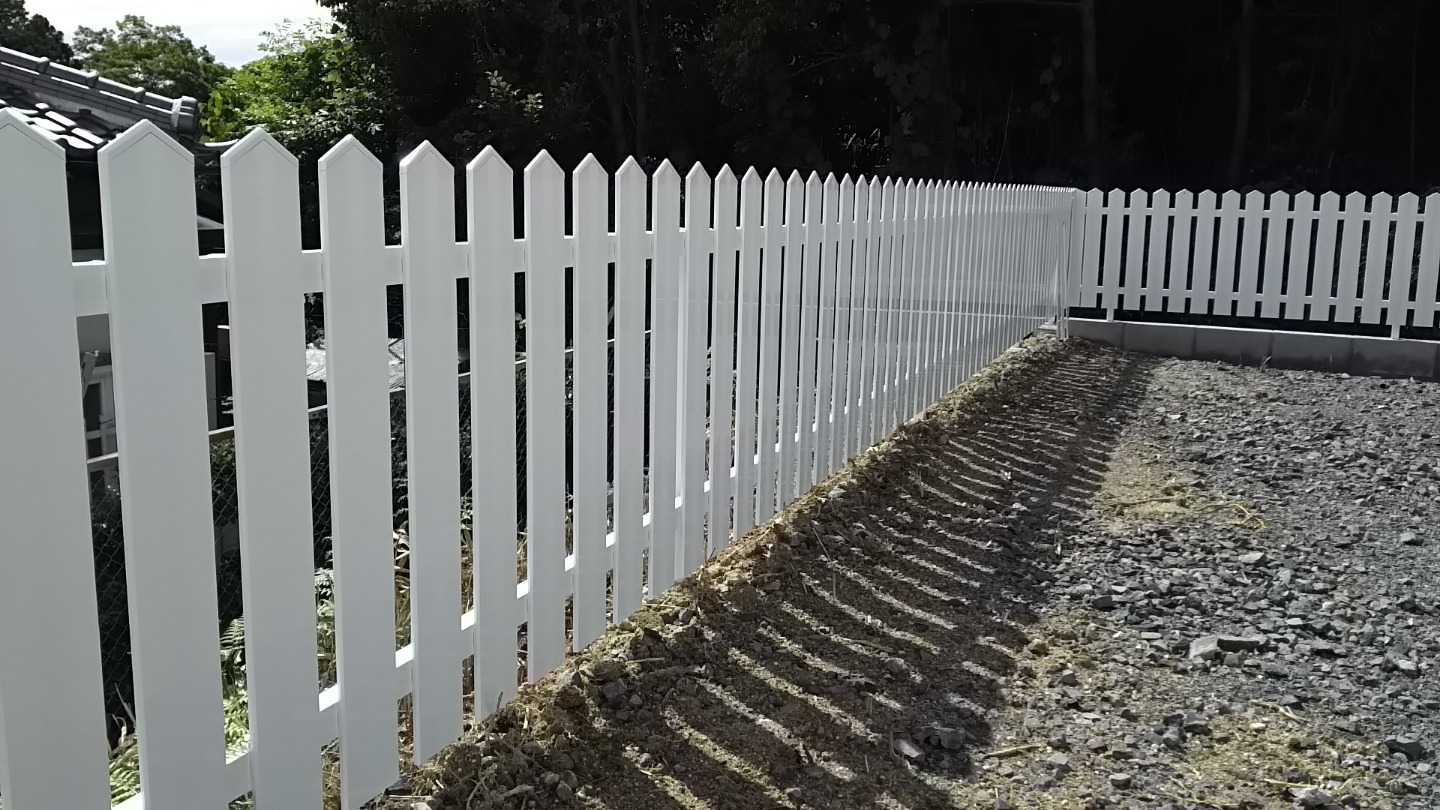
[1067,319,1439,381]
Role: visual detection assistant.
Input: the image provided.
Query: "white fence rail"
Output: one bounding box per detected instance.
[1068,188,1440,335]
[0,110,1074,810]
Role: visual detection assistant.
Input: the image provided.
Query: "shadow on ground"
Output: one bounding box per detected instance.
[413,339,1159,810]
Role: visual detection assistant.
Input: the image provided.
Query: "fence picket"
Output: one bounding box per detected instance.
[648,161,684,593]
[222,130,324,805]
[1360,193,1393,324]
[777,171,805,507]
[572,155,610,650]
[680,164,713,575]
[1416,194,1440,329]
[1211,191,1242,316]
[849,177,875,458]
[0,110,111,810]
[1311,193,1343,320]
[733,168,765,536]
[830,175,856,473]
[1283,192,1316,319]
[465,148,520,716]
[1143,190,1170,311]
[755,170,786,522]
[1260,192,1290,319]
[708,167,739,554]
[797,174,823,490]
[1165,191,1193,313]
[398,143,465,761]
[1389,194,1420,333]
[873,179,897,441]
[319,136,399,808]
[1235,190,1266,317]
[612,158,648,622]
[521,152,567,681]
[1334,192,1367,323]
[100,122,229,810]
[813,175,839,480]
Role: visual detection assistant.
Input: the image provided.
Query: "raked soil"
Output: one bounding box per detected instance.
[392,336,1440,810]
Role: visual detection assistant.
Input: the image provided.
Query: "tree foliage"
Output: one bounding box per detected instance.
[309,0,1436,193]
[73,15,230,103]
[203,22,393,161]
[0,0,71,61]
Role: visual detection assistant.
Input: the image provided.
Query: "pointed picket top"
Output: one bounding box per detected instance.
[1371,192,1394,214]
[467,144,512,177]
[1244,188,1266,209]
[764,167,782,185]
[840,174,855,208]
[0,107,65,158]
[1174,188,1193,202]
[96,118,191,165]
[655,158,680,184]
[1292,190,1314,210]
[575,153,607,187]
[1270,190,1291,206]
[686,161,711,185]
[717,164,738,185]
[1319,191,1340,205]
[616,155,645,186]
[1220,189,1241,204]
[743,166,763,185]
[400,140,453,176]
[881,176,895,192]
[318,133,382,171]
[1397,192,1418,206]
[220,127,297,172]
[525,149,564,182]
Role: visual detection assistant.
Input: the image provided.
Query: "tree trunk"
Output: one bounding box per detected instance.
[1227,0,1255,188]
[1080,0,1102,187]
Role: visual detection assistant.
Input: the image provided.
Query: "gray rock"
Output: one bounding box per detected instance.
[1400,532,1421,546]
[601,679,628,703]
[1239,551,1267,565]
[1292,787,1337,808]
[1384,736,1427,761]
[1108,772,1134,789]
[892,737,924,760]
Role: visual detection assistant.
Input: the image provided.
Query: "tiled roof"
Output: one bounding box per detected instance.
[0,46,200,155]
[0,78,124,152]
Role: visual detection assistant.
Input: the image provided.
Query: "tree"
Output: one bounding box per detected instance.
[73,15,230,103]
[203,22,394,161]
[0,0,71,61]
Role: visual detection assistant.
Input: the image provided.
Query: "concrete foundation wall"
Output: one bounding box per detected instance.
[1068,319,1439,381]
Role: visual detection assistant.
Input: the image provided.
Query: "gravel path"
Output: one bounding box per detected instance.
[408,337,1439,810]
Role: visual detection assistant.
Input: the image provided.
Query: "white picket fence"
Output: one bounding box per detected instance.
[1069,189,1440,335]
[0,110,1076,810]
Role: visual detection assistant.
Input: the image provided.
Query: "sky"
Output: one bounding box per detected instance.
[28,0,333,66]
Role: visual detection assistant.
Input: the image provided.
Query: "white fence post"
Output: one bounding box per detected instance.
[733,168,765,537]
[222,129,323,806]
[755,170,787,523]
[777,171,806,508]
[571,155,610,650]
[466,147,520,717]
[648,161,683,593]
[521,152,567,681]
[399,142,465,760]
[319,135,399,808]
[101,121,229,810]
[612,158,649,621]
[679,163,713,576]
[0,109,112,810]
[708,167,738,556]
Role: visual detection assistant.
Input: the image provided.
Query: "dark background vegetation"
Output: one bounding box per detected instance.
[5,0,1436,193]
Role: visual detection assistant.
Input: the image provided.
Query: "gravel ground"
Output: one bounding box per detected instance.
[401,336,1439,810]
